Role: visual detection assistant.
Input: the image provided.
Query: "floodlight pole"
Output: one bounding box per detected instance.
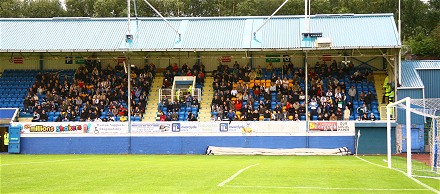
[305,51,308,122]
[127,0,131,35]
[398,0,402,84]
[304,0,310,33]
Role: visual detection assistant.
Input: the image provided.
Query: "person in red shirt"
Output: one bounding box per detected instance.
[172,63,179,73]
[234,100,242,112]
[159,112,167,121]
[118,105,126,116]
[77,79,85,89]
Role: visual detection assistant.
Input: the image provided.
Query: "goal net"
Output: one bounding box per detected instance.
[387,97,439,179]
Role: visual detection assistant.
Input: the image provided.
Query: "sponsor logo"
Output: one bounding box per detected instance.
[23,124,87,133]
[172,123,181,132]
[337,122,350,131]
[309,122,337,131]
[219,123,228,132]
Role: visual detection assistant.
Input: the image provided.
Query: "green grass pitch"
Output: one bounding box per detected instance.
[1,155,439,193]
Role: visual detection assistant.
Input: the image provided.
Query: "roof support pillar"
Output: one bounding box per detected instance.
[39,53,44,73]
[249,52,253,69]
[196,52,200,66]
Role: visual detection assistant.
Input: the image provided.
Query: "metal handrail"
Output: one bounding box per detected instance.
[159,88,201,104]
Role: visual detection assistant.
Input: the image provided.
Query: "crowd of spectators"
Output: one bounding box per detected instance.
[162,62,206,88]
[211,60,378,121]
[158,62,206,121]
[24,60,155,122]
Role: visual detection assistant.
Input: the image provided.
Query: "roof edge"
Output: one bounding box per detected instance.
[0,13,395,21]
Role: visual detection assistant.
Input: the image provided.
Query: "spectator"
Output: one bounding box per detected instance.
[120,115,127,122]
[370,113,376,121]
[159,112,166,121]
[32,111,40,122]
[263,109,271,121]
[361,113,369,121]
[357,104,368,115]
[187,111,197,121]
[329,113,337,121]
[348,86,356,100]
[39,110,48,122]
[343,106,351,120]
[226,110,236,122]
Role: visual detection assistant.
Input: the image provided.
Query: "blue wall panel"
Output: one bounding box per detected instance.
[131,136,309,154]
[20,136,354,154]
[355,127,396,154]
[21,137,130,154]
[308,136,354,150]
[418,69,440,98]
[397,89,424,125]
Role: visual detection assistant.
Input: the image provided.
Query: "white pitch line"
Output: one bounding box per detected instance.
[224,185,430,191]
[356,156,440,194]
[217,163,259,187]
[0,157,90,166]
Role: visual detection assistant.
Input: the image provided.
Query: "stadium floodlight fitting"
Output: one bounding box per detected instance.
[302,32,323,38]
[126,34,134,42]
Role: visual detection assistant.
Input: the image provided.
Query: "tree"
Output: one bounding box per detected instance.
[22,0,66,18]
[65,0,95,17]
[236,0,285,16]
[0,0,24,18]
[406,25,440,58]
[93,0,127,17]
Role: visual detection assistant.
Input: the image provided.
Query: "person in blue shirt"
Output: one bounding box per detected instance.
[226,110,236,123]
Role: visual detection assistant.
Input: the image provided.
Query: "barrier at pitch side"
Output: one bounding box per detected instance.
[11,121,356,154]
[13,121,355,135]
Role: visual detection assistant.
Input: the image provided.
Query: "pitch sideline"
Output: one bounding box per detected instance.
[224,185,430,191]
[0,157,92,166]
[217,163,260,187]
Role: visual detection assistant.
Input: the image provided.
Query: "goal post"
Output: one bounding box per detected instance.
[387,97,412,176]
[387,97,440,179]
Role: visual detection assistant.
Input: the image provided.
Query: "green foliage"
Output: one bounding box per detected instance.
[0,0,24,17]
[93,0,127,17]
[407,25,440,57]
[65,0,95,17]
[22,0,66,18]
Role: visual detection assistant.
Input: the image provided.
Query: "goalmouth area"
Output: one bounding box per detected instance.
[1,155,439,193]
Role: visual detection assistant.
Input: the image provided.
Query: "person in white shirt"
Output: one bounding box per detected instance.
[230,89,238,97]
[348,86,356,100]
[343,106,351,120]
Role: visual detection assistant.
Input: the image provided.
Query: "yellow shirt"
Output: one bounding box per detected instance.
[4,133,9,145]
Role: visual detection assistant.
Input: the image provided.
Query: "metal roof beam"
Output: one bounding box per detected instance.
[142,0,181,41]
[253,0,289,39]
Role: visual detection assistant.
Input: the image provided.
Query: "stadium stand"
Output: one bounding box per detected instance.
[3,60,156,122]
[209,60,381,121]
[156,63,206,121]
